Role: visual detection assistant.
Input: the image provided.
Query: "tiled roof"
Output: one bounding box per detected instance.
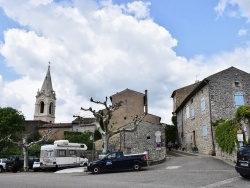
[38,123,72,128]
[110,88,145,97]
[72,117,96,125]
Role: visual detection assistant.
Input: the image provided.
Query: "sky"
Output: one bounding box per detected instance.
[0,0,250,124]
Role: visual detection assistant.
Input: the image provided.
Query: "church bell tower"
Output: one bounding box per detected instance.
[34,63,56,123]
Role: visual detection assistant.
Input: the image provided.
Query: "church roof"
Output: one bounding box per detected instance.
[41,64,54,95]
[38,123,72,128]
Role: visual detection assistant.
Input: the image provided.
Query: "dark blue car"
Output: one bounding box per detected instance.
[87,152,148,174]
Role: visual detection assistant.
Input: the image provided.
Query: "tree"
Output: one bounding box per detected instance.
[165,124,177,143]
[64,131,93,149]
[7,129,54,171]
[0,107,25,140]
[80,97,146,153]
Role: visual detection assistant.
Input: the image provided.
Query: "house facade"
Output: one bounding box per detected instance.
[172,67,250,155]
[109,89,161,130]
[95,88,165,161]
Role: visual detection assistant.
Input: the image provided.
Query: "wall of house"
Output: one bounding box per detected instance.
[177,85,213,155]
[72,125,96,133]
[109,89,145,130]
[94,121,166,161]
[38,127,71,140]
[209,68,250,122]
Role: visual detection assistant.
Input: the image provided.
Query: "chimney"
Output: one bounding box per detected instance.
[145,90,148,114]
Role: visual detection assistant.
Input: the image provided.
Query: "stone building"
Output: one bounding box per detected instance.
[95,88,166,161]
[171,67,250,155]
[37,118,96,140]
[109,89,161,129]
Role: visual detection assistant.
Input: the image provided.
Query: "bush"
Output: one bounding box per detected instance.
[235,105,250,119]
[215,119,240,154]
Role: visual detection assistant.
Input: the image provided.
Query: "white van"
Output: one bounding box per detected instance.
[36,140,88,171]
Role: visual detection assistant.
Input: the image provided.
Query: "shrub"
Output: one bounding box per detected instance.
[215,119,240,154]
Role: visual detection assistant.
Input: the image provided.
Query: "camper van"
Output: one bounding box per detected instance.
[36,140,88,171]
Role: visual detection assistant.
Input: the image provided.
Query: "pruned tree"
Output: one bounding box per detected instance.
[80,97,146,153]
[7,128,56,171]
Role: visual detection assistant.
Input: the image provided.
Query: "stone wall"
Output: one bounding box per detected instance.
[177,85,213,155]
[209,67,250,122]
[94,121,166,161]
[109,89,146,130]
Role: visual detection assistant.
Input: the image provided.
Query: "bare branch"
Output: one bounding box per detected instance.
[7,135,22,146]
[112,113,146,135]
[26,128,56,148]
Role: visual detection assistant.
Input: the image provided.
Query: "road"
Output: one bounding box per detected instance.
[0,150,249,188]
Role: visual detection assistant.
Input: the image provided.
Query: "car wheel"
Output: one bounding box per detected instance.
[33,168,38,172]
[133,163,141,171]
[92,166,100,174]
[52,166,58,172]
[240,173,250,178]
[0,166,3,173]
[12,168,18,173]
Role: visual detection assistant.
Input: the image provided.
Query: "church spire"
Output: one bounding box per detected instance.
[41,62,54,95]
[34,62,56,123]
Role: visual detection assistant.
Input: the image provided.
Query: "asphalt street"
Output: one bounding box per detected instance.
[0,150,249,188]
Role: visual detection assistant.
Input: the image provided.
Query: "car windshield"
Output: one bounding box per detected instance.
[239,147,250,157]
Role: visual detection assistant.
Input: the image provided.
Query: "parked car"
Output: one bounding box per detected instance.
[33,159,41,172]
[87,151,148,174]
[0,158,7,172]
[5,156,39,173]
[235,145,250,178]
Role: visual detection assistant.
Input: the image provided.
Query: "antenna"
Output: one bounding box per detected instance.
[195,74,199,83]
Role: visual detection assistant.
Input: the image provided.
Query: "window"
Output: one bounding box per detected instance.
[191,108,195,119]
[40,101,44,113]
[49,103,53,114]
[186,106,190,119]
[203,124,207,138]
[46,150,53,157]
[234,82,240,87]
[201,99,205,112]
[234,93,244,108]
[59,150,66,157]
[185,132,188,142]
[69,150,76,155]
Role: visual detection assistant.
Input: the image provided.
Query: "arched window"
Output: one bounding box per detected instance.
[49,103,53,115]
[40,101,44,113]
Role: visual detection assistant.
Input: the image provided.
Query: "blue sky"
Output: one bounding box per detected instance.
[0,0,250,124]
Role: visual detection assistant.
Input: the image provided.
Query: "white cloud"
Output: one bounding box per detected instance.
[215,0,250,21]
[238,29,248,36]
[0,0,250,125]
[124,1,151,19]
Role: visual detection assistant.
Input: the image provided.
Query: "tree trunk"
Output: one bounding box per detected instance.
[23,146,29,172]
[102,134,109,153]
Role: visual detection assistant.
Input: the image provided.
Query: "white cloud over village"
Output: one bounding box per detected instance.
[0,0,250,124]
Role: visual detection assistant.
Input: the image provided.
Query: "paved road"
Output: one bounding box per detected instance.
[0,151,249,188]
